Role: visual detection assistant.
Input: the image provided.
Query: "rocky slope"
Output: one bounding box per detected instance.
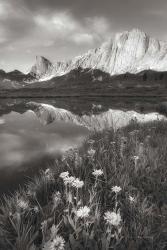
[30,29,167,80]
[27,102,166,131]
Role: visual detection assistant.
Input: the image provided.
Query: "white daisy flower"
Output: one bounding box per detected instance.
[76,206,90,218]
[104,211,121,226]
[72,178,84,188]
[41,220,47,231]
[59,172,69,179]
[43,235,65,250]
[129,196,135,203]
[17,198,29,210]
[33,206,39,213]
[92,169,103,177]
[133,156,139,161]
[112,186,122,193]
[63,176,75,185]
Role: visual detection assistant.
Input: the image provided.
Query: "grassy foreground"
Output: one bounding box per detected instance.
[0,120,167,250]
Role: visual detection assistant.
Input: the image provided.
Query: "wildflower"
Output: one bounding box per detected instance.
[50,224,57,239]
[43,235,65,250]
[53,192,61,208]
[112,186,122,193]
[129,196,135,203]
[41,220,47,232]
[17,198,29,210]
[87,148,96,158]
[133,156,139,161]
[104,211,121,226]
[72,178,84,188]
[63,176,75,186]
[133,156,139,171]
[92,169,103,177]
[76,206,90,218]
[67,192,73,203]
[33,206,39,213]
[59,171,69,179]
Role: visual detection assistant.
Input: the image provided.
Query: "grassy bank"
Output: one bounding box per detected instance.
[0,120,167,250]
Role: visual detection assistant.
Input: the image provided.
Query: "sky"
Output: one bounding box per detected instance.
[0,0,167,72]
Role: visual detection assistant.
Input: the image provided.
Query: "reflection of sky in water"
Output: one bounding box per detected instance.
[0,111,89,168]
[0,111,89,195]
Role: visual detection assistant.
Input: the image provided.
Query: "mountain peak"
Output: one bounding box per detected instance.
[129,28,146,34]
[116,28,145,36]
[30,56,53,79]
[35,55,51,65]
[29,29,167,80]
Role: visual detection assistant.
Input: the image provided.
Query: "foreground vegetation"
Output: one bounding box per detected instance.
[0,120,167,249]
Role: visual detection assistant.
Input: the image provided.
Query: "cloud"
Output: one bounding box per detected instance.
[85,17,112,40]
[146,9,167,18]
[34,11,110,46]
[0,1,34,48]
[0,2,8,18]
[34,12,80,37]
[0,0,167,72]
[71,33,95,45]
[0,26,7,44]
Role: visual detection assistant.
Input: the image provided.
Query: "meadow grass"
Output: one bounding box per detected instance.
[0,120,167,250]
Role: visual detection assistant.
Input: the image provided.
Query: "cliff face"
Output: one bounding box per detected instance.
[29,29,167,81]
[30,56,54,79]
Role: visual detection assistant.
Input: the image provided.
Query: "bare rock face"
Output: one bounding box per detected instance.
[30,29,167,80]
[30,56,54,79]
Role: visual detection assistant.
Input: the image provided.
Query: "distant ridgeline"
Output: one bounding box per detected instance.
[1,29,167,96]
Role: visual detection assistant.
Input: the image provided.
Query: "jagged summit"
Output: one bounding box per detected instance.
[30,56,54,79]
[29,29,167,81]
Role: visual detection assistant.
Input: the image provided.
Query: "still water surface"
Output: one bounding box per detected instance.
[0,110,89,195]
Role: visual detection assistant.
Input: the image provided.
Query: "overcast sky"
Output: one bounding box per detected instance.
[0,0,167,72]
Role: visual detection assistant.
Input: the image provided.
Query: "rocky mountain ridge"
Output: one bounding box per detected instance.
[30,29,167,81]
